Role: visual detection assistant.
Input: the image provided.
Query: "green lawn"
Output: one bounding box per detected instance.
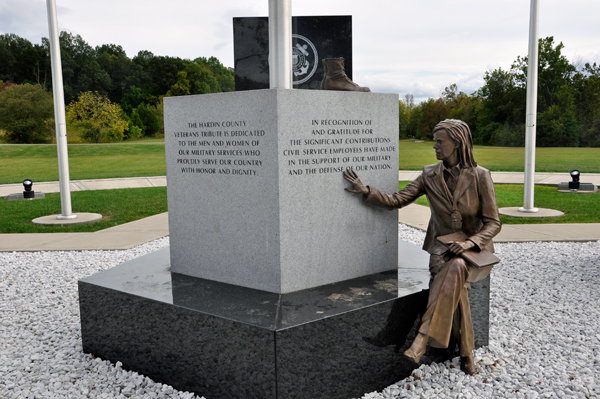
[399,139,600,173]
[1,141,598,233]
[0,187,167,233]
[0,182,597,234]
[0,142,166,184]
[399,181,600,225]
[2,140,598,186]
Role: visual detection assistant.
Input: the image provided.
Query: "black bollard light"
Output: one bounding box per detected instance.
[568,170,580,190]
[23,179,35,199]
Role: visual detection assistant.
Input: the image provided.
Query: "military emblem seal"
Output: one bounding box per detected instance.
[292,34,318,85]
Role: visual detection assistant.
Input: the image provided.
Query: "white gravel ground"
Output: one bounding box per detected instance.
[1,226,599,399]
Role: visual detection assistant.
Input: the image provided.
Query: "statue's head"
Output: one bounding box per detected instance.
[433,119,477,168]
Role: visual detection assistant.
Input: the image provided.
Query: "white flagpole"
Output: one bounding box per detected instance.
[268,0,292,89]
[46,0,76,219]
[520,0,540,213]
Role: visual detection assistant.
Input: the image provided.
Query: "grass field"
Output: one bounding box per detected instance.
[399,182,600,225]
[1,140,598,185]
[0,142,166,184]
[3,182,597,234]
[1,140,598,233]
[399,139,600,173]
[0,187,168,233]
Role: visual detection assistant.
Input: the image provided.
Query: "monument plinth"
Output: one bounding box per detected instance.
[79,245,491,399]
[164,89,399,293]
[79,89,492,399]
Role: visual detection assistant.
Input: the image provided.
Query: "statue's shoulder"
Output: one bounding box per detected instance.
[475,165,491,177]
[422,162,442,175]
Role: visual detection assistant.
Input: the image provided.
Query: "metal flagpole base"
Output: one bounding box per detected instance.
[500,207,564,218]
[518,207,539,213]
[32,213,102,226]
[57,214,78,220]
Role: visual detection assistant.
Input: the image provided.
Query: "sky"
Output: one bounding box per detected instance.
[2,0,599,102]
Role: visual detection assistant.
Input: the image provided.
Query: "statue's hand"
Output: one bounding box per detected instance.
[343,168,369,195]
[448,240,475,255]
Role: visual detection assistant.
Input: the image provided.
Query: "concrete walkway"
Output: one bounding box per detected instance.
[2,171,596,197]
[0,176,167,197]
[397,169,600,242]
[1,172,599,252]
[0,213,169,252]
[399,170,600,187]
[398,203,600,242]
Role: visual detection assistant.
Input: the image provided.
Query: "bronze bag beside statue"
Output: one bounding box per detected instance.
[436,231,499,282]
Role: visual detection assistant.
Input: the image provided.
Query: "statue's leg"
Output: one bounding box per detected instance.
[457,286,474,356]
[418,257,469,349]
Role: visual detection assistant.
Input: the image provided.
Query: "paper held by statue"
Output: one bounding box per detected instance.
[437,232,500,283]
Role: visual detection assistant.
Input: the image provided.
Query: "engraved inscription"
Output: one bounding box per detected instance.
[172,117,395,178]
[284,119,395,176]
[174,120,263,176]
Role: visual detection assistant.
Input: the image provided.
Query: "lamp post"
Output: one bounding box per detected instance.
[519,0,540,213]
[46,0,76,220]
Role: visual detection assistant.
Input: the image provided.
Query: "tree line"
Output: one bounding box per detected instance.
[399,37,600,147]
[2,33,598,146]
[0,32,234,143]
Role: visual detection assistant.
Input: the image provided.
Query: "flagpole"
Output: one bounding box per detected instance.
[46,0,76,219]
[268,0,292,89]
[520,0,540,213]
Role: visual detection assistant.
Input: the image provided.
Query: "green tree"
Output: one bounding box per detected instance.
[2,32,236,111]
[537,84,580,147]
[132,52,187,97]
[413,98,450,140]
[151,100,165,136]
[401,94,417,137]
[137,103,159,136]
[476,36,586,146]
[0,84,54,143]
[66,91,127,143]
[95,44,133,103]
[401,88,482,141]
[122,110,143,139]
[477,68,523,123]
[573,63,600,146]
[166,71,191,96]
[42,32,111,103]
[442,84,481,134]
[120,85,157,115]
[0,34,48,87]
[511,37,576,111]
[185,62,219,94]
[127,124,143,139]
[129,108,145,136]
[194,56,235,92]
[398,100,410,139]
[508,37,581,146]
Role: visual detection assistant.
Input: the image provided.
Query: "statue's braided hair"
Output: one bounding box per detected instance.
[433,119,477,168]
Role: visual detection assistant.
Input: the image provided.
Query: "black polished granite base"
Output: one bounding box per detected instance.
[79,245,489,399]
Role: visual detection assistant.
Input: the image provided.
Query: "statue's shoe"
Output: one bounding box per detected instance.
[460,354,476,375]
[402,333,427,363]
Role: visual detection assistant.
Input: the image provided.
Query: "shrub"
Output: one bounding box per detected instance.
[137,103,159,136]
[0,83,54,143]
[66,91,127,143]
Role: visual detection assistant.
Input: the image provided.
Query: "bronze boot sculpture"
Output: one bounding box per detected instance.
[320,58,370,92]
